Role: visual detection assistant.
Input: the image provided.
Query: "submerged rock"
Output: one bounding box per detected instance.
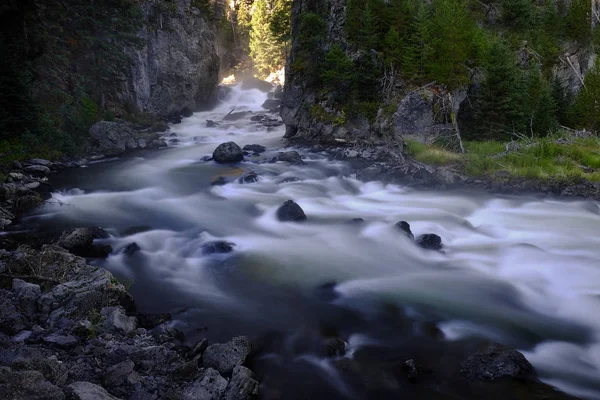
[274,151,304,165]
[276,200,307,222]
[206,119,218,127]
[223,111,252,121]
[239,172,259,184]
[395,221,414,240]
[203,336,252,376]
[461,343,536,381]
[242,144,266,154]
[213,142,244,164]
[122,242,141,256]
[202,241,235,255]
[416,234,443,251]
[323,337,346,358]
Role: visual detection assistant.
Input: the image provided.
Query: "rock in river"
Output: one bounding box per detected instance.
[58,227,112,258]
[213,142,244,164]
[461,343,537,381]
[242,144,266,154]
[276,200,307,222]
[274,151,304,165]
[395,221,414,240]
[202,241,235,255]
[416,234,443,250]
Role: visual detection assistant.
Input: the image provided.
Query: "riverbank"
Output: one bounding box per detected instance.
[287,132,600,200]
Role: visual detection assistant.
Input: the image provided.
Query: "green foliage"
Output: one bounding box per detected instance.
[402,2,431,82]
[565,0,593,44]
[472,39,525,139]
[571,62,600,131]
[0,0,143,162]
[250,0,286,77]
[321,45,355,101]
[293,13,327,83]
[382,27,403,67]
[236,0,253,52]
[499,0,534,28]
[270,0,292,44]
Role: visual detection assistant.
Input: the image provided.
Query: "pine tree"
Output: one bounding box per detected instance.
[270,0,292,44]
[500,0,533,28]
[402,2,431,82]
[382,27,403,68]
[571,63,600,131]
[523,65,557,135]
[473,40,526,139]
[321,45,355,101]
[236,0,252,53]
[250,0,284,77]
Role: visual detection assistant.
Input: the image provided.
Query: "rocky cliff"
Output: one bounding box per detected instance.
[124,0,220,118]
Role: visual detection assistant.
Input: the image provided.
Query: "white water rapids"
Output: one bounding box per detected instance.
[26,86,600,399]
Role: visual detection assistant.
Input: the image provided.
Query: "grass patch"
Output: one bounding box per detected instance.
[406,133,600,183]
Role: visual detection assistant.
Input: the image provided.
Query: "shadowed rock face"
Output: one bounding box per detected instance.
[127,0,220,118]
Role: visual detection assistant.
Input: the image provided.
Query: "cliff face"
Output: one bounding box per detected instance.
[125,0,220,118]
[282,0,599,145]
[281,0,388,143]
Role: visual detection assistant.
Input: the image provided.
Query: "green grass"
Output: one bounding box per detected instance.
[0,138,64,177]
[406,133,600,183]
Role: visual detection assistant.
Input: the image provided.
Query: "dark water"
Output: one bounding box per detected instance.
[18,86,600,399]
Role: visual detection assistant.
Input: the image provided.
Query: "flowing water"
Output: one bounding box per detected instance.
[20,86,600,399]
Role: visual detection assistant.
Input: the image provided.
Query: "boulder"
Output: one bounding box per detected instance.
[274,151,304,165]
[223,111,252,121]
[392,91,435,136]
[395,221,414,240]
[27,159,53,167]
[223,365,259,400]
[0,206,14,229]
[0,367,65,400]
[24,165,51,176]
[42,333,79,349]
[15,195,43,214]
[242,144,266,154]
[148,139,168,149]
[58,227,112,258]
[182,368,228,400]
[213,142,244,164]
[203,336,252,376]
[13,279,41,316]
[402,359,419,383]
[102,360,140,390]
[122,242,141,256]
[151,121,169,133]
[416,234,443,251]
[261,98,282,110]
[276,200,307,222]
[461,343,536,381]
[12,160,23,169]
[182,107,193,117]
[323,337,346,358]
[239,172,259,184]
[206,120,218,128]
[65,381,121,400]
[201,241,235,255]
[101,306,137,334]
[211,177,228,186]
[240,77,273,92]
[89,121,138,156]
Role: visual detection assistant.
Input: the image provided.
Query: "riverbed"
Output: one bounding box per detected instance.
[20,85,600,399]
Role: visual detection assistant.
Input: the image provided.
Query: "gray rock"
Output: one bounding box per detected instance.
[15,195,42,213]
[223,365,259,400]
[127,1,219,118]
[24,165,51,175]
[182,368,228,400]
[201,241,235,255]
[72,319,94,338]
[402,359,419,383]
[275,151,304,165]
[213,142,244,164]
[276,200,307,222]
[261,98,282,110]
[0,207,14,229]
[223,111,252,121]
[13,279,41,316]
[9,172,24,180]
[461,343,536,381]
[395,221,414,240]
[242,144,266,154]
[323,337,346,357]
[123,243,141,256]
[416,234,443,251]
[28,159,53,167]
[58,227,112,258]
[392,91,434,136]
[12,160,23,169]
[103,360,140,389]
[0,291,27,334]
[42,333,79,349]
[0,367,65,400]
[65,381,122,400]
[203,336,252,376]
[101,306,137,334]
[90,122,138,156]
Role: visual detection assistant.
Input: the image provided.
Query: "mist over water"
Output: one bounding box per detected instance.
[24,85,600,399]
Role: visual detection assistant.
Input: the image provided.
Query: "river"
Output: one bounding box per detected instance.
[20,85,600,399]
